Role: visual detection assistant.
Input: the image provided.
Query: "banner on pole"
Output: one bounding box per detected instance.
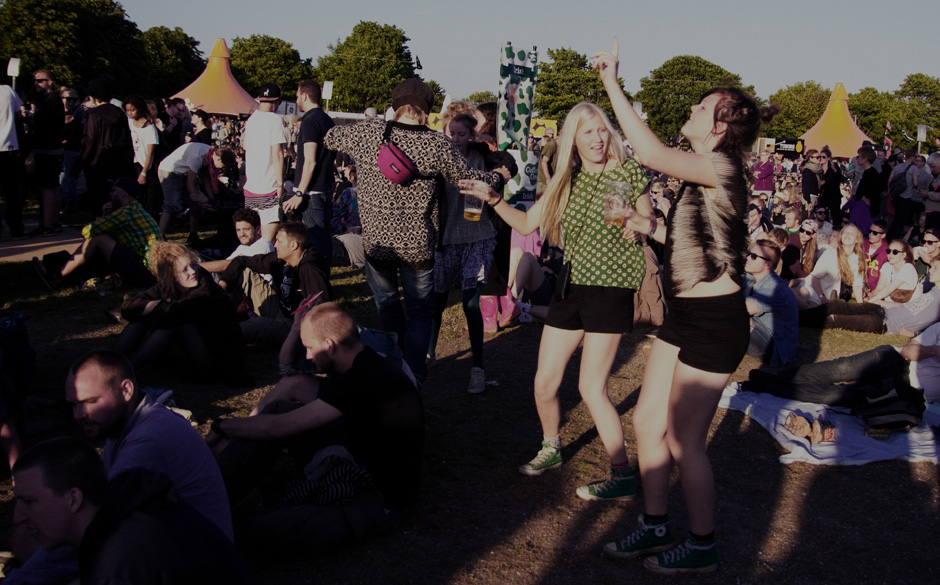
[497,44,537,152]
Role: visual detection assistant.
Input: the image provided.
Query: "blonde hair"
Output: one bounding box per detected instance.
[440,100,476,132]
[539,103,625,246]
[837,223,866,288]
[147,241,199,300]
[394,105,428,126]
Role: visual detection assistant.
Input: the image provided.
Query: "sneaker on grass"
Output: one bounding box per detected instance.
[576,467,637,501]
[518,441,561,476]
[643,538,718,575]
[603,514,673,558]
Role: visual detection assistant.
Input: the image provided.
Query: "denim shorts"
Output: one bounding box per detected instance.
[657,290,749,374]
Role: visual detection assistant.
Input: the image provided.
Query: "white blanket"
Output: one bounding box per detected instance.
[719,384,940,465]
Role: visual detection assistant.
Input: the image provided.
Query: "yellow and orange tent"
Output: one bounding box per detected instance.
[172,39,258,116]
[800,83,873,159]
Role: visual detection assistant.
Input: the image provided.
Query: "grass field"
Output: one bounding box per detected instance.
[0,253,937,585]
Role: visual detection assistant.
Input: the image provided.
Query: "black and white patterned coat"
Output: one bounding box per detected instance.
[325,119,503,269]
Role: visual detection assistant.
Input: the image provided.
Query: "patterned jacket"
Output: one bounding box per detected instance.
[325,119,503,268]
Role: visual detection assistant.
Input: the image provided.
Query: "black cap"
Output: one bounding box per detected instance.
[391,78,433,115]
[257,83,281,101]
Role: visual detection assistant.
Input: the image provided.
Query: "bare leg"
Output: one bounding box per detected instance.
[60,235,117,277]
[578,332,628,466]
[666,362,732,535]
[633,338,680,516]
[261,221,279,243]
[508,247,524,297]
[532,326,584,439]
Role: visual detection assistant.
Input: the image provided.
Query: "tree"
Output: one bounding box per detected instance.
[849,87,902,143]
[0,0,144,95]
[424,79,446,112]
[466,91,498,105]
[534,47,627,122]
[314,22,417,113]
[140,26,205,98]
[895,73,940,147]
[763,81,830,138]
[230,34,315,98]
[635,56,754,142]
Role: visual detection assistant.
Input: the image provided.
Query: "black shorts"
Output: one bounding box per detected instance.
[657,290,749,374]
[545,283,634,334]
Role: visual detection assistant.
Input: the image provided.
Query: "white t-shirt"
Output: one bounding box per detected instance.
[158,142,211,176]
[907,322,940,401]
[807,248,863,302]
[128,119,159,168]
[226,237,275,260]
[227,237,275,284]
[878,262,918,292]
[0,86,23,151]
[243,110,286,194]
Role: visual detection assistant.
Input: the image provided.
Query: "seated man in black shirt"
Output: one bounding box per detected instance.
[209,302,424,553]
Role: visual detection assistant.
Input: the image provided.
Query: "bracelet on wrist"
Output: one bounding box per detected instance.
[647,219,657,237]
[210,418,228,438]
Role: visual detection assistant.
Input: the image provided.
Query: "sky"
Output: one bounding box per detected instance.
[121,0,936,105]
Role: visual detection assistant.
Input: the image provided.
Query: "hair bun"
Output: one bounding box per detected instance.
[759,104,779,125]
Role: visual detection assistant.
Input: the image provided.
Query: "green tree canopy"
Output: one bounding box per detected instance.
[424,79,446,112]
[534,47,627,122]
[314,21,417,113]
[140,26,204,98]
[896,73,940,147]
[0,0,144,95]
[848,87,901,143]
[230,34,315,98]
[635,56,754,142]
[465,91,498,105]
[763,81,830,138]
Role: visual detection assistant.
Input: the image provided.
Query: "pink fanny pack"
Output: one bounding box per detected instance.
[377,121,421,185]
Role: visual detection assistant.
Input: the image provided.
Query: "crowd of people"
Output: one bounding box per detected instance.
[1,37,939,582]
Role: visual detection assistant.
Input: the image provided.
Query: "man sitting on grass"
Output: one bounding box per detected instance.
[33,177,160,290]
[208,302,424,553]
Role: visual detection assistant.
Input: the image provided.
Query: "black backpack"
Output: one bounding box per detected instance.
[887,164,911,198]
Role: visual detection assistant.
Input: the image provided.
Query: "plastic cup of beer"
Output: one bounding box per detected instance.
[464,193,484,221]
[602,180,633,226]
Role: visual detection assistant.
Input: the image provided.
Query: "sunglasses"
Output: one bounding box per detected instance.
[925,239,940,245]
[799,228,816,235]
[747,252,769,262]
[886,250,905,255]
[869,230,885,236]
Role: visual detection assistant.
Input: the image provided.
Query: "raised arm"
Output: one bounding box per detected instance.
[591,37,718,188]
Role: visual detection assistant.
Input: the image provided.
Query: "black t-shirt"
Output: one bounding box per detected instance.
[294,108,336,194]
[317,348,424,509]
[33,92,64,150]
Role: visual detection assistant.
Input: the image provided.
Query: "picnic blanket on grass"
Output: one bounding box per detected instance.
[719,383,940,465]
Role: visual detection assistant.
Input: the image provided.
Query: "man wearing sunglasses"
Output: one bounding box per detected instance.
[744,240,798,367]
[864,220,890,292]
[26,70,64,237]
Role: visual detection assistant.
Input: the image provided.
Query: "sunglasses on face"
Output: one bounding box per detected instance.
[799,228,816,235]
[869,230,885,236]
[886,250,905,255]
[925,239,940,245]
[747,252,769,262]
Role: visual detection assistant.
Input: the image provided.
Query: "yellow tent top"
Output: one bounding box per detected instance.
[800,83,873,159]
[172,39,258,116]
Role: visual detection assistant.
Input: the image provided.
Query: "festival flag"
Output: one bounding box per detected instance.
[886,121,892,132]
[497,44,537,151]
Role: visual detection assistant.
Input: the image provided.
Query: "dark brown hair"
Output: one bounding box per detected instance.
[703,87,778,158]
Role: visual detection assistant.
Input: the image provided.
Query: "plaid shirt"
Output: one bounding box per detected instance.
[81,201,161,267]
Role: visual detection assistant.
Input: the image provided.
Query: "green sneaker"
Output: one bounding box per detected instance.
[603,514,674,558]
[643,538,718,574]
[518,442,562,476]
[576,468,637,501]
